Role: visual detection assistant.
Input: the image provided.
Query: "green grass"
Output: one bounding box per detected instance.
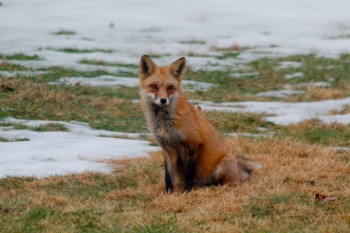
[0,77,146,133]
[53,30,76,35]
[76,85,140,99]
[184,68,276,102]
[39,66,110,81]
[205,111,274,134]
[249,54,350,85]
[215,52,240,60]
[0,53,42,61]
[276,119,350,147]
[179,39,206,45]
[37,66,136,81]
[0,62,32,71]
[0,123,68,132]
[184,54,350,102]
[49,48,114,54]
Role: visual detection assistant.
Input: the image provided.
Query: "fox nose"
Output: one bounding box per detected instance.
[160,98,167,104]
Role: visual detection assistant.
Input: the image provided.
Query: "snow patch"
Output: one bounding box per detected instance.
[52,76,216,91]
[0,70,49,77]
[256,90,305,98]
[295,82,331,87]
[278,61,302,69]
[0,118,158,178]
[198,97,350,125]
[54,76,139,88]
[182,80,217,92]
[284,72,304,80]
[1,0,350,69]
[231,72,259,78]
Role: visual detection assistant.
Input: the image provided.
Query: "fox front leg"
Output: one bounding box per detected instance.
[163,154,174,193]
[184,149,197,192]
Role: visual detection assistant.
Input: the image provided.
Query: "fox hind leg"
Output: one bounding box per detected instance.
[184,149,197,192]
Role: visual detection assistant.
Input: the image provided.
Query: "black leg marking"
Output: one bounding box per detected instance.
[184,149,196,192]
[164,162,174,193]
[175,147,184,175]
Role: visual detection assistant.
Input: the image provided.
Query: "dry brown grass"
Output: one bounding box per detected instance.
[0,77,146,132]
[211,43,250,52]
[288,85,350,102]
[304,86,344,101]
[97,137,350,232]
[329,104,350,115]
[1,137,349,232]
[278,119,350,147]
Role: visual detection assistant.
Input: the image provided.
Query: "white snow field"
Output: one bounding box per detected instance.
[1,0,350,177]
[0,118,158,178]
[1,0,350,68]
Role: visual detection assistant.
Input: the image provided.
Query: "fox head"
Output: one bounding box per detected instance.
[139,55,186,107]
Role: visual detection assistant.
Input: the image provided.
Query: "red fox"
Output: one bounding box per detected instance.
[139,55,261,192]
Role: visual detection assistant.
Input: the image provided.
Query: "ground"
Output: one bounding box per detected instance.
[0,0,350,232]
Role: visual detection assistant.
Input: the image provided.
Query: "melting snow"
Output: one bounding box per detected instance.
[1,0,350,68]
[284,72,305,80]
[0,118,158,178]
[0,70,49,77]
[278,61,302,69]
[231,72,259,78]
[55,76,139,88]
[295,82,331,87]
[256,90,305,98]
[53,76,216,91]
[198,97,350,125]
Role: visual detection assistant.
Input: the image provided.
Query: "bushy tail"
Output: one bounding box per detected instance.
[237,156,261,180]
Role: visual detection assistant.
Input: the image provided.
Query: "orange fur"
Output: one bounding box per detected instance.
[139,55,260,192]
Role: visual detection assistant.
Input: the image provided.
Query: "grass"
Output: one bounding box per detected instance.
[53,30,76,35]
[330,104,350,115]
[205,111,274,134]
[0,123,68,132]
[37,66,110,81]
[80,59,139,69]
[0,53,42,61]
[40,66,136,80]
[179,39,206,44]
[276,119,350,147]
[0,62,32,71]
[183,54,350,102]
[0,137,29,142]
[211,44,250,52]
[1,53,350,232]
[184,68,279,102]
[49,48,114,54]
[0,77,147,133]
[0,138,349,232]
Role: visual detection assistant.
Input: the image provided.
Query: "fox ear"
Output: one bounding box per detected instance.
[139,55,157,76]
[169,57,186,78]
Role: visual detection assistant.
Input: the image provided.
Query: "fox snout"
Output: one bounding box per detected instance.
[143,91,170,107]
[155,97,169,106]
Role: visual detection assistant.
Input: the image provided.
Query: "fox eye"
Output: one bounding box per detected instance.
[150,84,158,90]
[167,85,175,91]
